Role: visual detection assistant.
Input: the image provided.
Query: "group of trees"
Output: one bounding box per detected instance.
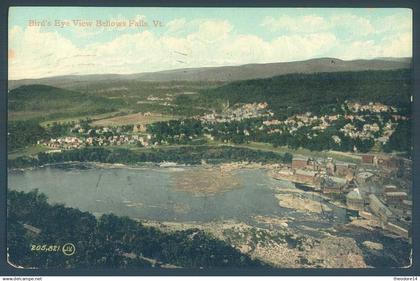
[9,146,292,168]
[8,189,263,269]
[9,84,122,121]
[258,130,374,153]
[8,120,74,151]
[7,120,47,151]
[179,69,412,119]
[147,119,204,144]
[383,119,412,154]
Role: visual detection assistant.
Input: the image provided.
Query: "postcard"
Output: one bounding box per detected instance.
[6,6,413,271]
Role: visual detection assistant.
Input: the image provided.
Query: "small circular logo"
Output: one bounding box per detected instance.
[62,243,76,256]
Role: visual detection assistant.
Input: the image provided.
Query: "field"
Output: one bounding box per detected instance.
[39,111,124,127]
[91,112,177,127]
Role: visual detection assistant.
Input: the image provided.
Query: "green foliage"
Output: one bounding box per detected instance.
[176,69,412,118]
[8,120,74,151]
[8,120,47,151]
[8,85,83,111]
[8,146,291,168]
[7,190,263,269]
[147,119,204,144]
[283,152,293,163]
[8,85,124,121]
[383,119,412,153]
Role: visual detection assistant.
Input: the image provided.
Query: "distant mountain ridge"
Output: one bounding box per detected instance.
[8,57,411,89]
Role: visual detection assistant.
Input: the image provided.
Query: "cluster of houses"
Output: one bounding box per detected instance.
[192,101,406,153]
[272,154,411,239]
[345,101,397,113]
[147,95,173,102]
[40,137,83,150]
[283,111,400,145]
[262,113,334,135]
[40,121,159,150]
[339,121,396,144]
[41,134,151,149]
[233,102,404,148]
[145,95,174,107]
[71,126,114,135]
[199,102,273,123]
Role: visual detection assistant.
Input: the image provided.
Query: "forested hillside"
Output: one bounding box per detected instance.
[8,85,123,121]
[180,69,412,119]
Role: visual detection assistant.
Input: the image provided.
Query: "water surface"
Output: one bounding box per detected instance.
[8,163,410,267]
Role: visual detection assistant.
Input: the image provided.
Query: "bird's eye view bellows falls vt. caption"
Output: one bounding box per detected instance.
[7,7,413,270]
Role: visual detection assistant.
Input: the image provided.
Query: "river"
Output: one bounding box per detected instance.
[8,162,411,267]
[8,163,346,224]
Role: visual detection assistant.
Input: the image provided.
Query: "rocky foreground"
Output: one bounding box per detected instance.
[142,219,370,268]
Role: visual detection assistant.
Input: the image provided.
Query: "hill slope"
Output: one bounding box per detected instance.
[8,189,262,269]
[133,57,411,82]
[8,84,122,121]
[177,69,412,118]
[8,57,411,89]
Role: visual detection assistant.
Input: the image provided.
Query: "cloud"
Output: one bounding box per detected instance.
[166,18,186,33]
[330,32,412,59]
[9,25,95,79]
[261,14,378,37]
[198,20,233,40]
[374,13,412,35]
[381,32,412,57]
[330,14,375,36]
[261,15,329,33]
[8,15,413,80]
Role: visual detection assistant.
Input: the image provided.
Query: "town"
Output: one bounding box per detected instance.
[270,153,411,240]
[37,101,407,155]
[29,100,411,242]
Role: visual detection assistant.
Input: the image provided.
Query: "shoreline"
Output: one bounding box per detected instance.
[138,217,409,268]
[7,160,350,211]
[8,160,409,242]
[7,160,282,172]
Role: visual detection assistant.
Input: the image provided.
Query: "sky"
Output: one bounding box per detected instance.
[8,7,412,80]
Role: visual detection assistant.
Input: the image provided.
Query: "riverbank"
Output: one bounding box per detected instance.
[140,219,368,268]
[8,145,291,169]
[141,216,411,268]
